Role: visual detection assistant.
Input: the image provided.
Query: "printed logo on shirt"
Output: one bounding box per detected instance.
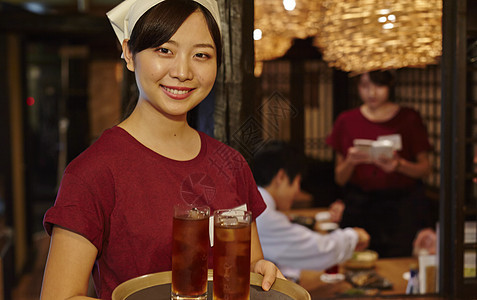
[180,173,216,205]
[208,144,245,182]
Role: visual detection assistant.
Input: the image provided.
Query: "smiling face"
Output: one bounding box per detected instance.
[358,72,390,110]
[124,10,217,120]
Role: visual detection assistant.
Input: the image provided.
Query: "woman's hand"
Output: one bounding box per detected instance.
[251,259,286,291]
[412,228,437,256]
[329,199,345,223]
[374,152,400,173]
[346,147,372,166]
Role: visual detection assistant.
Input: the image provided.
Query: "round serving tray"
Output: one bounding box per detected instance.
[112,269,311,300]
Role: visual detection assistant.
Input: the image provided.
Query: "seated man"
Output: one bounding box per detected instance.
[252,141,370,281]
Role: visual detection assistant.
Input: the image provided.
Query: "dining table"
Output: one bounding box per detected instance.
[299,256,417,298]
[285,208,442,299]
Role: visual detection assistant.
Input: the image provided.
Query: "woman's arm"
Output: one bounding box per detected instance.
[334,148,370,186]
[375,151,431,179]
[41,226,98,300]
[250,221,285,290]
[395,151,431,179]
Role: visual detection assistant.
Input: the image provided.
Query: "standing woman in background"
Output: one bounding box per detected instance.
[326,70,433,258]
[40,0,283,299]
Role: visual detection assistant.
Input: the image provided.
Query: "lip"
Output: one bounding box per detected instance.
[161,85,195,100]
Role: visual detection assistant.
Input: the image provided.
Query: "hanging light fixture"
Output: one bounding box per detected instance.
[313,0,442,74]
[254,0,323,76]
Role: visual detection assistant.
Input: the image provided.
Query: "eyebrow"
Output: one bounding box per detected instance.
[166,40,215,50]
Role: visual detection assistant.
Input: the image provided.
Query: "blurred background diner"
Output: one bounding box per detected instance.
[0,0,476,299]
[251,140,370,282]
[326,70,433,258]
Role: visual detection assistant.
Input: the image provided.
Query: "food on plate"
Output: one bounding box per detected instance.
[344,250,378,269]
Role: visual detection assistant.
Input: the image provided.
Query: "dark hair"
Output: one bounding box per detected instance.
[356,70,396,100]
[251,141,305,187]
[367,70,395,87]
[127,0,222,67]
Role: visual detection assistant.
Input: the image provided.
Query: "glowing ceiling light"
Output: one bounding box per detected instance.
[253,29,263,41]
[313,0,442,73]
[283,0,296,11]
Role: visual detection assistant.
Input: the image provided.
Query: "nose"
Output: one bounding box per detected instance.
[170,55,193,81]
[368,85,377,96]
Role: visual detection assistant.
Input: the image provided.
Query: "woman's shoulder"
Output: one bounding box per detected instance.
[338,107,361,118]
[200,132,245,160]
[65,126,128,174]
[397,106,424,121]
[334,107,363,124]
[399,106,421,114]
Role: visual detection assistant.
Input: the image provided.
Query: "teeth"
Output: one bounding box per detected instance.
[163,86,189,95]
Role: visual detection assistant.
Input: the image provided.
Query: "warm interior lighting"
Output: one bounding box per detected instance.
[254,29,262,41]
[254,0,442,75]
[313,0,442,74]
[254,0,322,76]
[283,0,296,11]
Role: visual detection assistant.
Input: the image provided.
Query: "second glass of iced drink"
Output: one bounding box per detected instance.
[213,209,252,300]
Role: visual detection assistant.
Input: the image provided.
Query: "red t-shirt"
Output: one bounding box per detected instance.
[326,107,432,191]
[43,126,265,299]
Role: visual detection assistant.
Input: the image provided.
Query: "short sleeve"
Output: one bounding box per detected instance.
[43,163,115,254]
[407,110,432,155]
[242,162,266,221]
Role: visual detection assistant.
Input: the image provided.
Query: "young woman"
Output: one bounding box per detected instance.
[326,70,433,258]
[40,1,283,298]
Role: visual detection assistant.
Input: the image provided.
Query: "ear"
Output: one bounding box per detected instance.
[122,39,135,72]
[275,169,287,184]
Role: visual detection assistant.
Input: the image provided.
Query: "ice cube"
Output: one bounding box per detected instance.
[187,208,208,219]
[222,217,238,226]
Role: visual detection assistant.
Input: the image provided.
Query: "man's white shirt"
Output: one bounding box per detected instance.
[256,187,358,277]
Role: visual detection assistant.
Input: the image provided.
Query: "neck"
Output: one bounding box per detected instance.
[118,100,201,160]
[264,185,278,203]
[120,100,191,139]
[361,102,399,122]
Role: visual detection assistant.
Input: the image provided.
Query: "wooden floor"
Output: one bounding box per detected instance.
[12,232,49,300]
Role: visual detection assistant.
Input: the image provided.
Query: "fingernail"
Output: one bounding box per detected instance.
[263,282,271,291]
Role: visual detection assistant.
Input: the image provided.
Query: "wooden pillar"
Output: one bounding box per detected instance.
[289,60,305,156]
[7,34,28,275]
[214,0,255,154]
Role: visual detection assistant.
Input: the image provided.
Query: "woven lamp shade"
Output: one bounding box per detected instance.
[254,0,322,75]
[313,0,442,74]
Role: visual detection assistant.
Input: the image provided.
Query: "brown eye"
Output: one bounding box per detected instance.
[195,53,210,59]
[155,48,171,54]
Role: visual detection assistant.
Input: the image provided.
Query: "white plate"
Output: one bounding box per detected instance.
[320,273,345,283]
[403,271,410,281]
[318,222,339,232]
[315,211,331,222]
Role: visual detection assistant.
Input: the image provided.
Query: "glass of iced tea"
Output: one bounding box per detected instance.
[171,204,210,300]
[213,209,252,300]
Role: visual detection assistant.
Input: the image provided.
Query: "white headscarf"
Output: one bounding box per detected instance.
[107,0,221,44]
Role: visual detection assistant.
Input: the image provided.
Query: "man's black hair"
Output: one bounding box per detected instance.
[251,140,305,187]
